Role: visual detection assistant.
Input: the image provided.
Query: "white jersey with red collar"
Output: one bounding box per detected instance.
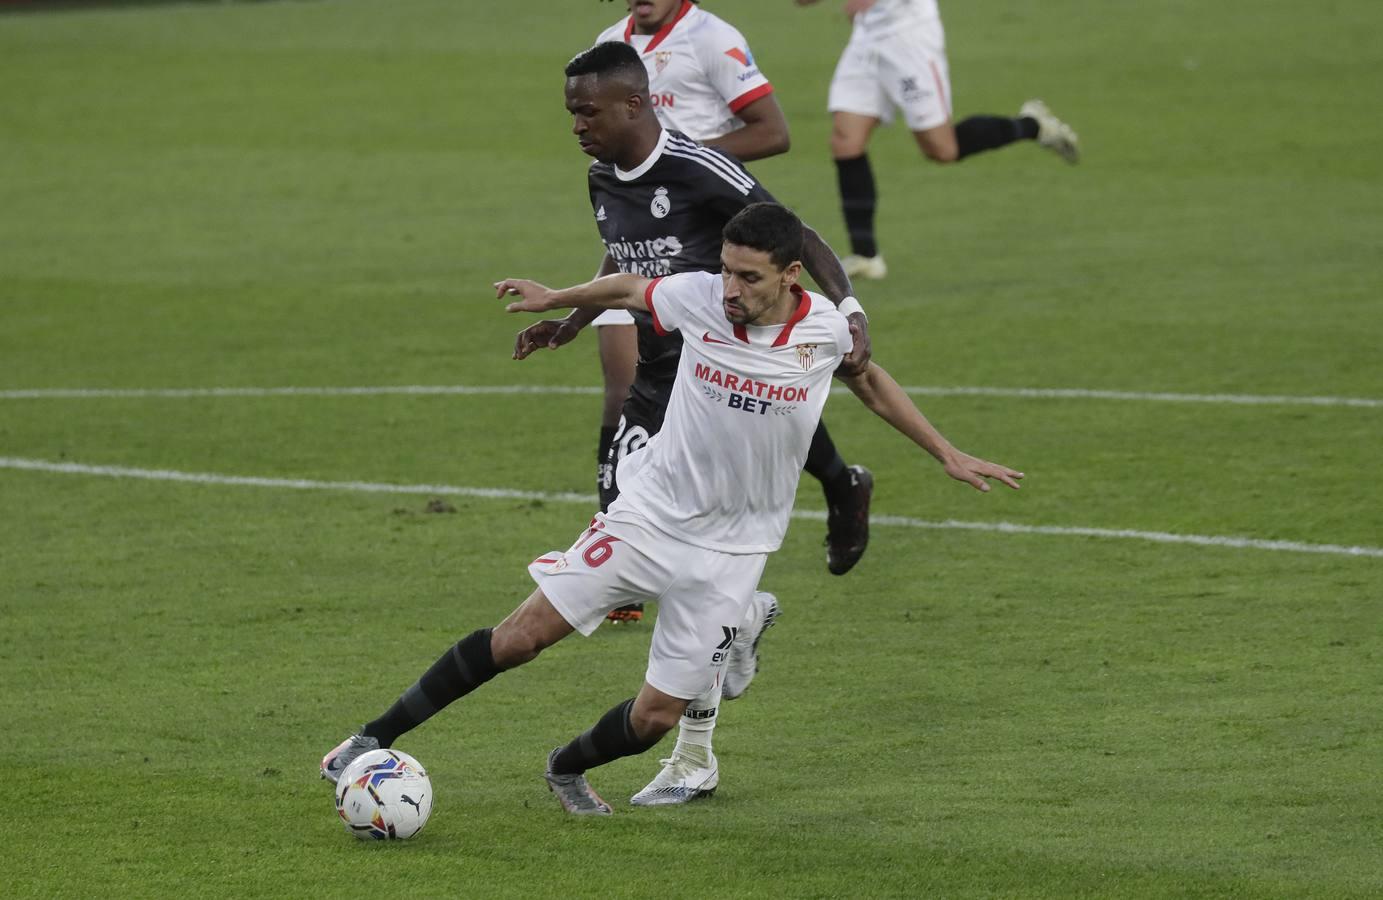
[604,270,851,554]
[597,1,774,142]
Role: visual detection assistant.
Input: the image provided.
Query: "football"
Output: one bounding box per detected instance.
[334,748,433,840]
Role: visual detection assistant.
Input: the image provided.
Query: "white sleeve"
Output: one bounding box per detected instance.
[645,271,716,336]
[699,24,774,114]
[829,310,853,365]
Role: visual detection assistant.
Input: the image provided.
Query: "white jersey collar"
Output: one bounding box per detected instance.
[615,128,669,182]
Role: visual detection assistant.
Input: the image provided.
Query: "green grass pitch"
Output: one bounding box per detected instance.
[2,1,1381,896]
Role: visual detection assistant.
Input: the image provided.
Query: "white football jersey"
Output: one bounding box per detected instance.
[597,1,774,142]
[605,270,852,554]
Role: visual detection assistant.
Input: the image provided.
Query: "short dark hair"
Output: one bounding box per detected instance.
[565,41,649,91]
[722,203,804,270]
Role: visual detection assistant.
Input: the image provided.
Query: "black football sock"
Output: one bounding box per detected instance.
[834,154,878,258]
[362,628,501,748]
[596,425,617,489]
[804,420,852,504]
[955,115,1040,160]
[549,698,664,775]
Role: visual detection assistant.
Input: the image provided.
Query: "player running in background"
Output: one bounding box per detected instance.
[322,202,1023,816]
[589,2,874,609]
[797,0,1080,279]
[598,0,791,162]
[509,41,869,806]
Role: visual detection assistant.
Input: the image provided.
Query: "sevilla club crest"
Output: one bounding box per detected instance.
[795,343,818,371]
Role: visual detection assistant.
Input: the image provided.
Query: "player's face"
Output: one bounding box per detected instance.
[565,74,639,164]
[720,243,801,325]
[627,0,682,32]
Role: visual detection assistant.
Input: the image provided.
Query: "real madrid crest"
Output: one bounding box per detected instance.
[650,186,671,219]
[795,343,818,371]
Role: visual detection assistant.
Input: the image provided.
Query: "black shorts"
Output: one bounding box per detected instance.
[599,379,671,512]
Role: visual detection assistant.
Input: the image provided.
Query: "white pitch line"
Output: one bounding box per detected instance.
[0,457,597,506]
[3,456,1380,560]
[0,384,1379,409]
[896,385,1383,409]
[0,385,602,399]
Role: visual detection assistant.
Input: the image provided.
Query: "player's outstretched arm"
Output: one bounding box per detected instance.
[511,255,624,359]
[838,362,1024,493]
[496,273,652,316]
[800,226,871,376]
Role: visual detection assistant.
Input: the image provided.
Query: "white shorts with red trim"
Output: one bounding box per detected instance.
[828,23,952,132]
[528,509,767,700]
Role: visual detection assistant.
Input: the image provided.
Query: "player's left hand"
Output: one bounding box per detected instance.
[942,452,1024,493]
[495,279,556,313]
[513,319,581,360]
[836,312,872,376]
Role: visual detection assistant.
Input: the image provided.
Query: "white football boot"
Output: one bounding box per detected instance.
[723,591,780,701]
[629,742,719,806]
[841,254,888,280]
[1019,99,1080,164]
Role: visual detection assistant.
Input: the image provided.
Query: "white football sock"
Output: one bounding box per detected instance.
[676,681,722,755]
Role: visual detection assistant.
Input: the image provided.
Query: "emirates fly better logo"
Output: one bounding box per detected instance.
[724,47,753,67]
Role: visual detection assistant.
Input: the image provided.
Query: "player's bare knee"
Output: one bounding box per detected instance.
[601,390,626,427]
[491,591,572,667]
[914,126,959,163]
[489,623,544,667]
[628,704,679,741]
[830,133,867,160]
[629,690,687,740]
[917,138,959,163]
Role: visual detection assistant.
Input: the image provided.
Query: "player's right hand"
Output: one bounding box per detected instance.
[495,278,555,313]
[513,319,581,360]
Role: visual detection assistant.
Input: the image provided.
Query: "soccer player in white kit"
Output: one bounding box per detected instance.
[321,202,1023,815]
[797,0,1081,279]
[516,39,873,806]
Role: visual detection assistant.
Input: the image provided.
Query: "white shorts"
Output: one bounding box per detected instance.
[828,24,952,132]
[528,510,768,700]
[593,308,635,327]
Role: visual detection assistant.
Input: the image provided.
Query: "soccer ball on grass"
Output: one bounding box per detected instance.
[334,748,433,840]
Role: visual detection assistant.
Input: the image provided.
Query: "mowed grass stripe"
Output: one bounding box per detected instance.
[5,455,1380,560]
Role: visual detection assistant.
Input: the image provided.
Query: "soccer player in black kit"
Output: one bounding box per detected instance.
[511,41,876,804]
[518,40,874,579]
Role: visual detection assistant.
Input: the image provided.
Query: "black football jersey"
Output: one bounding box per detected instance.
[588,130,777,392]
